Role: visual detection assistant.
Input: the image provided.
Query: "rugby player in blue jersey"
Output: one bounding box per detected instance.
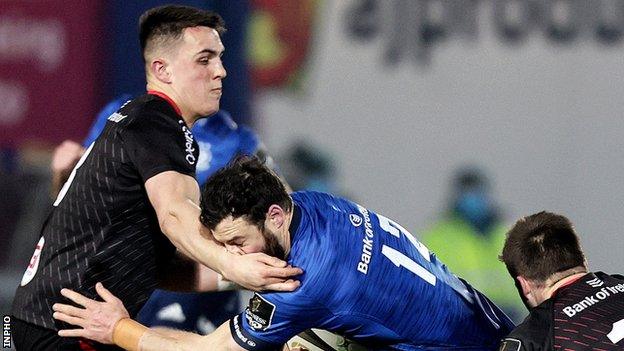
[53,157,515,350]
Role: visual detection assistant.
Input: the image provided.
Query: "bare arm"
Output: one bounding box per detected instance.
[144,171,302,291]
[144,171,215,266]
[139,320,242,351]
[53,284,245,351]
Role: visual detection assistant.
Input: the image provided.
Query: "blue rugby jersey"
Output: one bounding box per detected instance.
[233,191,515,350]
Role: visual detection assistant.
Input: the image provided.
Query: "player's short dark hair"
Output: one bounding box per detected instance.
[139,5,225,57]
[500,211,586,283]
[200,156,291,230]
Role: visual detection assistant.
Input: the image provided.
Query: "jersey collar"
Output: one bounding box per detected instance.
[147,90,182,116]
[551,272,588,297]
[288,203,301,241]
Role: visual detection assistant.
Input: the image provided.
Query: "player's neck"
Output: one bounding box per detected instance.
[541,267,588,301]
[145,83,198,127]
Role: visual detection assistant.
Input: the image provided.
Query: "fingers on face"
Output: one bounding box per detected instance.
[252,253,286,267]
[256,255,303,276]
[265,266,303,279]
[262,279,301,292]
[266,255,287,268]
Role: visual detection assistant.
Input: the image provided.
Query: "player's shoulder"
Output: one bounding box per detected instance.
[112,95,190,142]
[118,94,180,126]
[292,191,349,209]
[291,190,319,204]
[290,191,357,264]
[292,191,362,234]
[594,271,624,281]
[501,302,553,351]
[100,94,134,118]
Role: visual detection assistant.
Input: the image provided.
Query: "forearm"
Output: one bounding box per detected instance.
[118,324,240,351]
[113,319,203,351]
[160,198,227,275]
[140,328,204,351]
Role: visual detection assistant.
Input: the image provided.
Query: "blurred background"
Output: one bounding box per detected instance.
[2,0,624,330]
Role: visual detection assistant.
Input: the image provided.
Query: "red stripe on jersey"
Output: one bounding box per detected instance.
[148,90,182,116]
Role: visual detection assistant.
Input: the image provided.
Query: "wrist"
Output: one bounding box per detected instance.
[112,318,148,351]
[215,247,231,279]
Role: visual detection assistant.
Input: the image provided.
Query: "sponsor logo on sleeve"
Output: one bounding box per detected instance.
[179,120,196,165]
[349,214,362,227]
[231,315,257,348]
[498,338,521,351]
[245,293,276,331]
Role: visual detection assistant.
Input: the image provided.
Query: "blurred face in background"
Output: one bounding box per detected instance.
[168,26,226,119]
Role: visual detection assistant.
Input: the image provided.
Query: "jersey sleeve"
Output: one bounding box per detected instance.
[499,304,552,351]
[83,94,133,147]
[229,292,328,350]
[121,111,198,182]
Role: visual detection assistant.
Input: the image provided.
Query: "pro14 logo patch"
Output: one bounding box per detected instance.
[245,293,276,331]
[498,338,521,351]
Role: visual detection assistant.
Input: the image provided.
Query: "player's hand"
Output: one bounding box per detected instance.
[52,282,129,344]
[221,252,303,292]
[51,140,85,173]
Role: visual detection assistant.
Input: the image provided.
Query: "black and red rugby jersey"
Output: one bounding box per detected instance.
[12,93,199,330]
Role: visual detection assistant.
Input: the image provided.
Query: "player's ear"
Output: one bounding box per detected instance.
[266,204,285,228]
[149,58,172,84]
[517,275,532,298]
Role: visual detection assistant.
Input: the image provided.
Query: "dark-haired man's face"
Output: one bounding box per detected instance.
[212,216,286,260]
[168,26,226,119]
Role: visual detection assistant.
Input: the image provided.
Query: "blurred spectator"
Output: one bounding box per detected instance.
[279,140,337,193]
[421,166,525,321]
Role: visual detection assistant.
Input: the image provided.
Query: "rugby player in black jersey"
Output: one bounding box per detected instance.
[11,5,301,350]
[498,211,624,350]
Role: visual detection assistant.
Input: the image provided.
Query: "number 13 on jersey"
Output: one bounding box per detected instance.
[377,214,437,286]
